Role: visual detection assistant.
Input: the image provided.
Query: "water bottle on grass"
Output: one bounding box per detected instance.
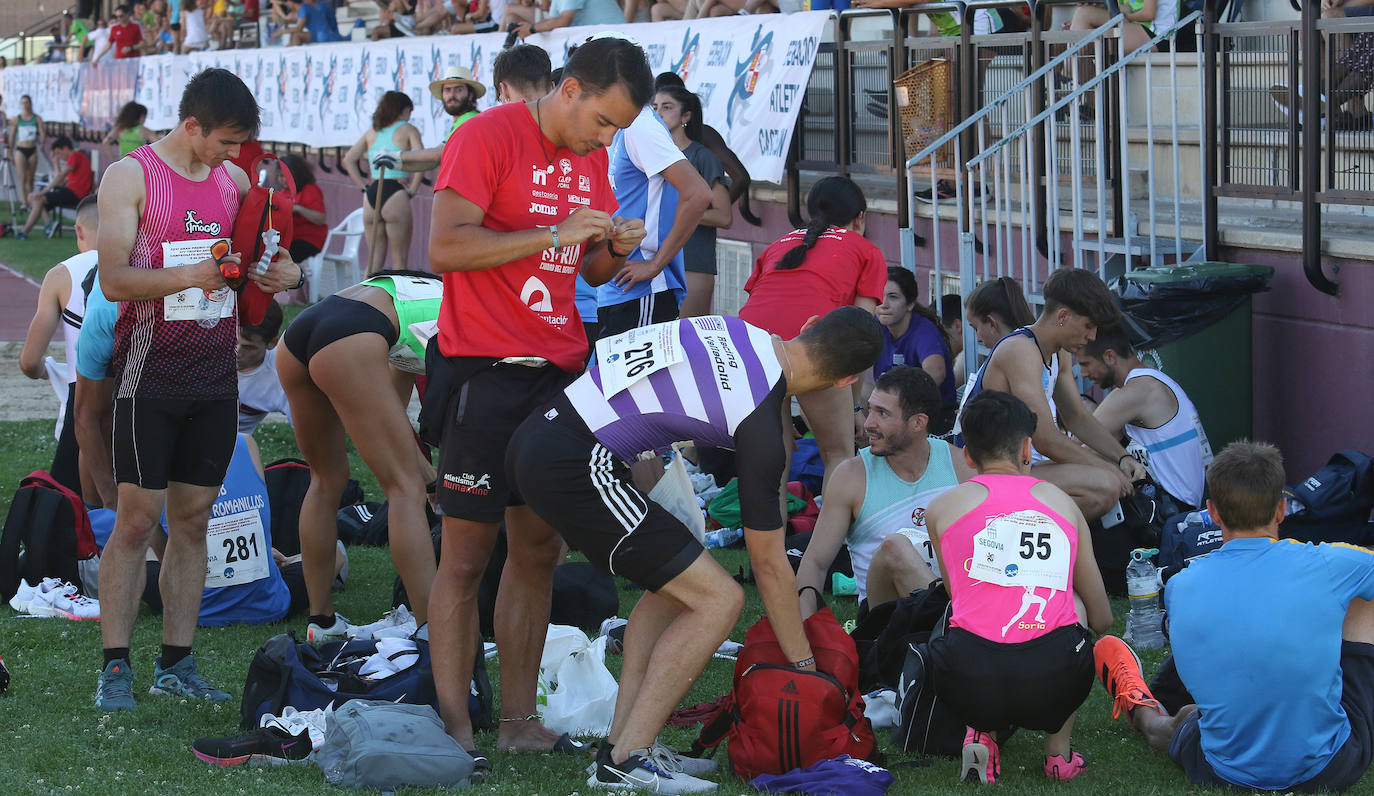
[1125,548,1165,650]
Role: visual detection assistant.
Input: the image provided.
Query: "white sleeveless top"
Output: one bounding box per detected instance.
[1123,368,1213,508]
[60,250,99,385]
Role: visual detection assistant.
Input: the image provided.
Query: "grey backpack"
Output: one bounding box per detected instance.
[317,700,473,789]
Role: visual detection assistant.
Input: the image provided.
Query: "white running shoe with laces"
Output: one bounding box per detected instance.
[28,578,99,620]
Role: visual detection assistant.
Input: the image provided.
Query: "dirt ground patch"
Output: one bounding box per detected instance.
[0,342,66,423]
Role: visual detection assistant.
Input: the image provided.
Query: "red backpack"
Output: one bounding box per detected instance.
[0,471,99,601]
[692,594,882,779]
[226,153,296,326]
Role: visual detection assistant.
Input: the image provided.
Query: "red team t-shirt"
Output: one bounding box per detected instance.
[65,152,94,199]
[109,21,142,57]
[433,102,618,372]
[293,183,328,250]
[738,226,888,340]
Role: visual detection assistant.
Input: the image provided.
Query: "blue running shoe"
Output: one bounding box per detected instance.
[150,655,231,702]
[97,659,136,712]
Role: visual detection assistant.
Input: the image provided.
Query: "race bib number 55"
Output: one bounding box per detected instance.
[967,510,1071,591]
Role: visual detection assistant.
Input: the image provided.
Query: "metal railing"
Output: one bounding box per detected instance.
[1202,3,1374,295]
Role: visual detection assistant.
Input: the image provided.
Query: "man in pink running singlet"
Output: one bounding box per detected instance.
[93,68,303,713]
[925,390,1112,785]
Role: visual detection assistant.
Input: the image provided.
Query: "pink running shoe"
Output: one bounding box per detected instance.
[961,727,999,784]
[1045,751,1087,781]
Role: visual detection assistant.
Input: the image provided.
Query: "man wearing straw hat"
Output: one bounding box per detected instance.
[380,65,486,174]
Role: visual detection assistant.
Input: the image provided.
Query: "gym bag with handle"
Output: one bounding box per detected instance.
[692,588,882,779]
[230,153,295,326]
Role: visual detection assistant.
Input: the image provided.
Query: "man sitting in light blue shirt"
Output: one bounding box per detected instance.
[1092,440,1374,793]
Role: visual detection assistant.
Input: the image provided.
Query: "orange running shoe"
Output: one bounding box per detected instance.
[1094,635,1163,721]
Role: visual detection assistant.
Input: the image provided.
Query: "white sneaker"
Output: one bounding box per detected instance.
[651,742,718,778]
[9,578,37,612]
[262,706,329,751]
[306,614,353,643]
[588,746,718,793]
[28,578,100,620]
[346,605,415,640]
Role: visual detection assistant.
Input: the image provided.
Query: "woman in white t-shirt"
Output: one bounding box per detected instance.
[180,0,210,52]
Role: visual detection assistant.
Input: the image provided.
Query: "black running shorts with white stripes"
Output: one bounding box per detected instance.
[505,400,703,592]
[595,289,681,340]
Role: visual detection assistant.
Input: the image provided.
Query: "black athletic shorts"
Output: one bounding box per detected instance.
[435,360,577,522]
[43,186,80,211]
[364,179,407,210]
[928,623,1095,734]
[1169,641,1374,792]
[112,396,238,489]
[596,289,680,339]
[505,397,703,592]
[282,294,396,365]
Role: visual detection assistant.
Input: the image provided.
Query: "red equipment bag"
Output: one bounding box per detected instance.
[692,590,882,779]
[227,153,296,326]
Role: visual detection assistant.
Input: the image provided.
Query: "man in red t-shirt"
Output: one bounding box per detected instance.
[108,4,143,58]
[424,37,652,769]
[17,136,94,239]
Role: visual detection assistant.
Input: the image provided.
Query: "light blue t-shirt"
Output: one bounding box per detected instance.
[76,275,117,381]
[575,275,598,324]
[550,0,624,26]
[1166,537,1374,789]
[598,107,687,310]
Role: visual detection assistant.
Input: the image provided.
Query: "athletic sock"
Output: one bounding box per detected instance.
[309,613,336,628]
[104,647,131,668]
[160,644,192,668]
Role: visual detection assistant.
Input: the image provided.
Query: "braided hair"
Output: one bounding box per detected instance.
[776,176,867,270]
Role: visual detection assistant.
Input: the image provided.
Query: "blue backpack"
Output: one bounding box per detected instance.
[238,633,493,732]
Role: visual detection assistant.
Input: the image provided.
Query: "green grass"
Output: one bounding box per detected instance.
[0,235,81,283]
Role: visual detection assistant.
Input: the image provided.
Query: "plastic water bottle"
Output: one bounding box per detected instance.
[1125,548,1165,650]
[704,527,743,549]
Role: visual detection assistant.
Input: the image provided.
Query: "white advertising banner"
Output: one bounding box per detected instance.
[1,12,830,182]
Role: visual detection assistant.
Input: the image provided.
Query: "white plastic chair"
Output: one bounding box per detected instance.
[303,207,365,303]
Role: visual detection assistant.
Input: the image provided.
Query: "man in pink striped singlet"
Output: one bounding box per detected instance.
[93,68,304,713]
[925,390,1113,785]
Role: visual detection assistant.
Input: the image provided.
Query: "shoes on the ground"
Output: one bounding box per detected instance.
[307,613,353,643]
[96,658,137,712]
[651,741,718,778]
[43,218,59,238]
[348,608,413,641]
[1094,634,1162,721]
[260,706,328,750]
[467,748,492,775]
[1044,750,1087,781]
[193,722,312,766]
[27,578,100,620]
[150,654,232,702]
[914,179,957,203]
[8,577,39,612]
[14,231,27,240]
[588,744,718,793]
[960,727,999,784]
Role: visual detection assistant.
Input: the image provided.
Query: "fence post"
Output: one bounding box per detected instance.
[1202,1,1218,261]
[1300,0,1337,294]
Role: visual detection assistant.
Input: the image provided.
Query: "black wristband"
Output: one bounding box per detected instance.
[607,240,630,258]
[289,268,306,290]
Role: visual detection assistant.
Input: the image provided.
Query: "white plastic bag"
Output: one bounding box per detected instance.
[537,624,618,736]
[647,450,706,544]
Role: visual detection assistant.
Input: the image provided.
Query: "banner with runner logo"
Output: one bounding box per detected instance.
[2,13,828,182]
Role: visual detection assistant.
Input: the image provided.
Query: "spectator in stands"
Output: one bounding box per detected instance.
[964,275,1035,351]
[16,136,93,241]
[740,177,887,493]
[652,84,734,318]
[927,389,1113,784]
[281,153,329,264]
[9,95,43,202]
[509,0,621,37]
[274,0,342,44]
[1331,32,1374,130]
[1070,0,1178,57]
[19,196,100,500]
[344,91,423,273]
[1097,440,1374,792]
[207,0,238,50]
[43,25,69,63]
[369,0,412,39]
[873,267,956,434]
[941,293,966,387]
[104,102,156,160]
[1076,323,1212,511]
[236,302,292,435]
[108,5,144,58]
[0,56,8,69]
[953,269,1145,522]
[180,0,211,50]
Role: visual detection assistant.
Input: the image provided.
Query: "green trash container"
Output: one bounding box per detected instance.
[1118,263,1275,455]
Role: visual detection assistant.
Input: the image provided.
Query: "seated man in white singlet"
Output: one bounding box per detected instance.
[1076,323,1213,511]
[953,268,1146,522]
[796,366,972,615]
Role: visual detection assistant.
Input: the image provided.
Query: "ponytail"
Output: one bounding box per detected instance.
[777,213,830,270]
[967,275,1035,330]
[776,176,868,271]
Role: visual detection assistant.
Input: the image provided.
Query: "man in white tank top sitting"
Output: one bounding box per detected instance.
[953,268,1146,522]
[796,366,973,615]
[1076,323,1214,511]
[18,195,99,501]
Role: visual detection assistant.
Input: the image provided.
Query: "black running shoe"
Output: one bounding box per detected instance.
[193,723,312,767]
